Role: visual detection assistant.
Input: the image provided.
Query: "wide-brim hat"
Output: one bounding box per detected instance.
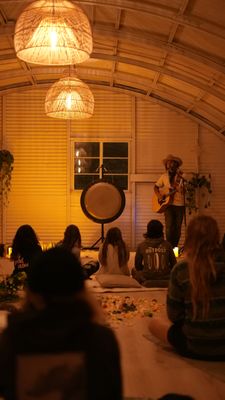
[163,154,183,167]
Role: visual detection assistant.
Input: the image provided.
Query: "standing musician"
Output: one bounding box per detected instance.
[153,154,185,248]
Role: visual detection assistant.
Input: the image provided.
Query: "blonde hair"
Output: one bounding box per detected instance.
[184,215,220,319]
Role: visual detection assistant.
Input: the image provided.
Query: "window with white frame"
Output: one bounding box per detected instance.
[73,141,128,190]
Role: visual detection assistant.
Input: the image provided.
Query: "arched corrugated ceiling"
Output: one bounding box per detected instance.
[0,0,225,136]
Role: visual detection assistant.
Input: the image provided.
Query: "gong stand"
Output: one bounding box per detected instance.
[90,223,105,249]
[89,165,106,248]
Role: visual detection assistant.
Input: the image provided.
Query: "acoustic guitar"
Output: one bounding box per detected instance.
[152,188,177,213]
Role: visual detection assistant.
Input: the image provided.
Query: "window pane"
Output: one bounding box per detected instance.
[75,142,99,157]
[103,142,128,157]
[74,141,128,191]
[103,175,128,190]
[103,159,128,173]
[75,158,99,174]
[75,175,99,190]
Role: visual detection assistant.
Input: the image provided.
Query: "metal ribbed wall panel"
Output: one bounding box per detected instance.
[70,90,132,138]
[136,101,198,173]
[135,183,165,246]
[4,89,68,243]
[199,126,225,236]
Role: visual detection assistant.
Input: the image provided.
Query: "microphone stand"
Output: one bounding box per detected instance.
[177,172,187,256]
[177,171,187,230]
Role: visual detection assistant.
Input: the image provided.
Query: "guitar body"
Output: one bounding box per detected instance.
[152,188,176,213]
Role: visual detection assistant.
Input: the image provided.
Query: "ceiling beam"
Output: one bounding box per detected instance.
[149,0,190,96]
[91,53,225,102]
[93,24,225,75]
[0,52,225,102]
[1,22,225,75]
[0,0,225,41]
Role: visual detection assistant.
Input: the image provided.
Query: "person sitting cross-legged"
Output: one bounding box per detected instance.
[98,227,130,276]
[148,215,225,361]
[10,224,42,276]
[57,224,99,278]
[132,219,177,287]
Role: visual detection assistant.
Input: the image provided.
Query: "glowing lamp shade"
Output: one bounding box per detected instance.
[14,0,93,65]
[45,76,94,119]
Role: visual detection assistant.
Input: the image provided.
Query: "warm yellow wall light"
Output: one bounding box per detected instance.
[14,0,93,65]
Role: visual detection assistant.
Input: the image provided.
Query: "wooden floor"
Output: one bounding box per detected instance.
[107,290,225,400]
[1,253,225,400]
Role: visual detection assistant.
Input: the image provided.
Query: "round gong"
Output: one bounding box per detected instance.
[80,180,126,223]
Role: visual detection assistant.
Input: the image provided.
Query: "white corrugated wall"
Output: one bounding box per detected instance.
[199,126,225,237]
[3,89,68,243]
[1,88,225,249]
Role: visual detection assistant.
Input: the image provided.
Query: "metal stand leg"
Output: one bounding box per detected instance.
[90,223,105,249]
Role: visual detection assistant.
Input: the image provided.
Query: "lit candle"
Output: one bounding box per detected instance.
[173,247,179,258]
[7,247,12,258]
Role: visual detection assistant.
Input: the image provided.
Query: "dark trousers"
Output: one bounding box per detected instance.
[164,205,184,248]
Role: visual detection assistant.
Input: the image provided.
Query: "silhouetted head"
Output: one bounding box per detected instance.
[158,394,194,400]
[11,224,40,260]
[144,220,163,239]
[105,227,123,245]
[185,215,220,255]
[163,154,182,172]
[28,247,84,298]
[62,224,81,250]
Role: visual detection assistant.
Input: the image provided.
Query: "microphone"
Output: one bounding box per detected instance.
[177,170,187,183]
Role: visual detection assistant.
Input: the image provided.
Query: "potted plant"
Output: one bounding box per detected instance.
[185,173,212,214]
[0,149,14,204]
[0,271,27,301]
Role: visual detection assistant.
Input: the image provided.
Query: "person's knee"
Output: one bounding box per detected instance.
[148,317,171,344]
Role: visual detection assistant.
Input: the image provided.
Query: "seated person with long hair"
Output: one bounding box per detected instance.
[132,220,177,287]
[58,224,82,260]
[58,224,99,278]
[0,247,122,400]
[98,227,130,276]
[149,215,225,360]
[10,224,42,276]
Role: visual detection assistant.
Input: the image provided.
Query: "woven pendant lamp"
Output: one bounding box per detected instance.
[45,76,94,119]
[14,0,93,65]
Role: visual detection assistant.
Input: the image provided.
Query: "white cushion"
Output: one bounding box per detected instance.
[95,274,142,288]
